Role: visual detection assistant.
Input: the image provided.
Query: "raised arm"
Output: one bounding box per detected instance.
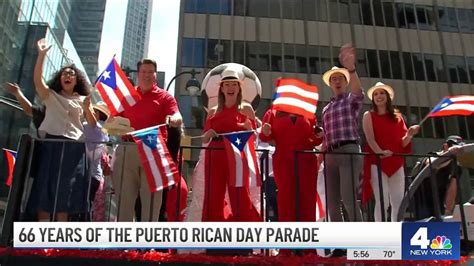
[4,82,33,117]
[34,38,52,101]
[339,43,362,96]
[83,95,97,128]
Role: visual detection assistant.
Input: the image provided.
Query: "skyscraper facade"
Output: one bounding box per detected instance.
[121,0,153,70]
[68,0,107,82]
[176,0,474,186]
[0,0,91,149]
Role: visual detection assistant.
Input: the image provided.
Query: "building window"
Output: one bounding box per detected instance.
[350,0,362,24]
[205,0,221,14]
[458,117,469,140]
[383,1,396,27]
[446,56,468,83]
[402,52,414,80]
[246,42,259,70]
[234,0,245,16]
[389,51,402,79]
[234,41,245,65]
[302,0,317,21]
[180,38,205,68]
[412,53,425,81]
[468,57,474,83]
[284,44,296,73]
[438,7,458,32]
[181,38,194,67]
[207,39,219,68]
[328,0,338,23]
[379,50,391,79]
[424,54,445,82]
[295,44,308,73]
[258,42,270,71]
[320,46,331,73]
[416,5,435,30]
[247,0,268,17]
[315,0,328,22]
[366,49,379,78]
[356,48,368,77]
[433,117,446,139]
[271,43,282,72]
[360,0,372,26]
[419,107,434,138]
[373,0,384,26]
[308,45,321,74]
[220,0,231,15]
[282,0,294,19]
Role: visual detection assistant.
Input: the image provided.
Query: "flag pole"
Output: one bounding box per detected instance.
[417,114,430,126]
[127,123,168,135]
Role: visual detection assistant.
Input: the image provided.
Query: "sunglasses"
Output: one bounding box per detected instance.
[62,70,77,77]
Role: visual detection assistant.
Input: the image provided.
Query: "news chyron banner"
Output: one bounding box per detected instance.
[14,222,460,261]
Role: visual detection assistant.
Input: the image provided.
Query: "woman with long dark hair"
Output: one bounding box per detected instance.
[27,38,96,221]
[362,82,420,221]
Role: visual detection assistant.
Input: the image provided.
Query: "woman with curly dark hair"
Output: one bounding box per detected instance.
[26,37,96,222]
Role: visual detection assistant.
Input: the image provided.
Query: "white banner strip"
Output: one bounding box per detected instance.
[14,222,401,249]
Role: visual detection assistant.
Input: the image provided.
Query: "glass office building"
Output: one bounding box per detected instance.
[175,0,474,188]
[0,1,91,195]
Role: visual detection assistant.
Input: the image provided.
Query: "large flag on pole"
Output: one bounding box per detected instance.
[3,148,17,186]
[272,78,319,119]
[222,131,261,187]
[131,127,180,192]
[95,57,141,115]
[428,95,474,117]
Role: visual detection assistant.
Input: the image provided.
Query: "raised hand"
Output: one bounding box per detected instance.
[339,43,356,71]
[4,82,21,96]
[262,123,272,136]
[83,95,91,109]
[37,38,52,54]
[407,125,420,138]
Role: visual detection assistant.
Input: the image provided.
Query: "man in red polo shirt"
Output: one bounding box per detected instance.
[112,58,182,221]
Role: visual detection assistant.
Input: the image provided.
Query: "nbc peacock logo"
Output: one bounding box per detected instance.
[430,236,452,249]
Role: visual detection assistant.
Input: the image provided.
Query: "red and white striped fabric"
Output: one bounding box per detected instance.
[95,57,141,115]
[132,127,180,192]
[428,95,474,117]
[222,131,261,187]
[272,78,319,119]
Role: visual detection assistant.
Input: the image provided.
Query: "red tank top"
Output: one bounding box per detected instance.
[365,111,411,176]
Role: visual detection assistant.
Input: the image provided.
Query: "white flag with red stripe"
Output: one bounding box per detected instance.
[132,127,180,192]
[95,57,141,115]
[428,95,474,117]
[222,131,261,187]
[272,78,318,119]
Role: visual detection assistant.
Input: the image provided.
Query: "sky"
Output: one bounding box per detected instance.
[98,0,180,95]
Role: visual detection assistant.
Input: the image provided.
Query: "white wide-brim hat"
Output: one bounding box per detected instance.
[92,101,110,119]
[322,66,350,86]
[367,82,395,100]
[219,68,243,84]
[103,116,134,136]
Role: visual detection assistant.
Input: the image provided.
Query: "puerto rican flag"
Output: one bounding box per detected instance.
[95,57,141,115]
[272,78,318,119]
[3,148,17,187]
[428,95,474,117]
[132,127,180,192]
[222,131,261,187]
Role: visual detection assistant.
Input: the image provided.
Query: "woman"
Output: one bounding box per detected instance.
[362,82,419,222]
[201,69,260,222]
[27,38,96,221]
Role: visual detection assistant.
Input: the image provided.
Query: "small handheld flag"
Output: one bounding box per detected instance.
[419,95,474,125]
[272,78,318,119]
[95,57,141,115]
[3,148,17,186]
[132,127,180,192]
[222,131,261,187]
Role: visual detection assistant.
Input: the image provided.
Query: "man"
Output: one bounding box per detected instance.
[112,59,183,221]
[413,135,464,219]
[321,44,364,257]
